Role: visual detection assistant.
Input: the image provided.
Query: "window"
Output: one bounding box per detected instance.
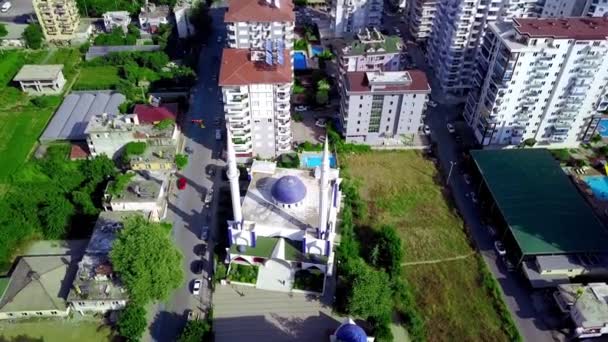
[357,120,360,124]
[268,119,272,123]
[359,104,362,108]
[386,125,390,131]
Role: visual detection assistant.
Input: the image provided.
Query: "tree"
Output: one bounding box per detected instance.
[190,2,213,42]
[344,258,393,320]
[177,319,212,342]
[175,154,188,170]
[315,90,328,105]
[23,24,44,49]
[317,79,330,91]
[40,196,75,239]
[110,216,184,304]
[370,225,403,277]
[117,302,147,342]
[0,23,8,38]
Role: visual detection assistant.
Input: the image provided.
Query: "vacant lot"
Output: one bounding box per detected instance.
[46,48,83,81]
[0,319,114,341]
[343,151,509,341]
[74,66,122,90]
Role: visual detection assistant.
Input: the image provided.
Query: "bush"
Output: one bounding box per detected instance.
[294,269,324,292]
[107,172,135,196]
[154,118,175,130]
[227,264,258,284]
[30,96,55,108]
[292,112,304,122]
[23,24,44,49]
[214,260,227,283]
[277,153,300,168]
[175,154,188,170]
[591,134,602,143]
[117,302,147,342]
[79,42,91,54]
[124,141,147,155]
[0,23,7,38]
[294,39,308,51]
[178,319,212,342]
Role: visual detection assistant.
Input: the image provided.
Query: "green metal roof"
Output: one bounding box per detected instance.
[471,149,608,255]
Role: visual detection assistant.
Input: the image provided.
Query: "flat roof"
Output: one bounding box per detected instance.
[513,17,608,40]
[225,0,295,23]
[558,283,608,327]
[345,70,430,93]
[219,49,292,86]
[13,64,63,81]
[41,91,126,141]
[471,149,608,255]
[342,34,403,56]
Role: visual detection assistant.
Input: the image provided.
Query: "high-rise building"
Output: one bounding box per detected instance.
[338,70,431,145]
[33,0,80,42]
[330,0,383,37]
[338,28,404,73]
[406,0,438,42]
[465,18,608,148]
[225,0,295,50]
[220,0,295,160]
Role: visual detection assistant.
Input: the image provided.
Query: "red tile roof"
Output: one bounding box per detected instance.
[345,70,430,93]
[513,18,608,40]
[225,0,294,22]
[134,103,179,124]
[70,142,90,160]
[219,49,293,86]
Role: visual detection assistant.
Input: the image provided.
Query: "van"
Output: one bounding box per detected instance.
[215,129,221,141]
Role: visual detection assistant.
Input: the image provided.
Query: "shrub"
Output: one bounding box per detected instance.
[277,153,300,168]
[154,118,175,130]
[178,319,212,342]
[23,23,44,49]
[30,96,55,108]
[227,264,258,283]
[107,172,135,196]
[117,303,147,342]
[292,112,304,122]
[124,141,147,155]
[175,154,188,170]
[294,269,324,292]
[591,134,602,143]
[294,39,308,51]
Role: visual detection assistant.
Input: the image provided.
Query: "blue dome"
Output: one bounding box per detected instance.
[271,175,307,204]
[336,323,367,342]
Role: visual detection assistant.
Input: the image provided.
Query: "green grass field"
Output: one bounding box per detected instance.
[343,151,510,341]
[0,319,114,341]
[46,48,83,81]
[74,66,121,90]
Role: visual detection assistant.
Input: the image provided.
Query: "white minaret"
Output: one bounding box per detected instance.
[318,136,329,235]
[226,128,243,225]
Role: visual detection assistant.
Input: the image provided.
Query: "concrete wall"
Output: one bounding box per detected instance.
[0,308,69,320]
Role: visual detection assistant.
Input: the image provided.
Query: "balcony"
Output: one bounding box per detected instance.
[276,118,290,129]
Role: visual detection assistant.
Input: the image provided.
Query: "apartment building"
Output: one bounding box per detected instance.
[582,0,608,17]
[225,0,295,50]
[102,11,131,33]
[220,49,293,159]
[464,18,608,148]
[339,70,430,145]
[331,0,383,37]
[406,0,437,42]
[338,28,404,73]
[33,0,80,41]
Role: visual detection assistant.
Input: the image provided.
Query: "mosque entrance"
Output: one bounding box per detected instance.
[255,258,294,292]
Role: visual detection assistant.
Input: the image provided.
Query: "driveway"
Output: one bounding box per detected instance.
[214,285,341,342]
[144,7,228,342]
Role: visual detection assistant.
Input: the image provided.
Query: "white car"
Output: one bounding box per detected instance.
[192,279,202,295]
[463,173,471,185]
[494,241,506,257]
[470,192,478,204]
[1,1,11,12]
[447,123,455,134]
[423,125,431,135]
[200,226,209,241]
[315,118,327,128]
[294,105,308,112]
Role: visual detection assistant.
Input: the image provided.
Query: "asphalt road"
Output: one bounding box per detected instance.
[401,29,556,342]
[144,8,227,342]
[0,0,34,23]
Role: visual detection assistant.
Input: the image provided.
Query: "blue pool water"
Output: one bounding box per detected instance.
[311,46,324,56]
[584,176,608,200]
[301,154,337,168]
[597,119,608,138]
[293,52,307,70]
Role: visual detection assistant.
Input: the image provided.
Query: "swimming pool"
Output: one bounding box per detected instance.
[301,153,337,168]
[584,176,608,200]
[597,119,608,138]
[311,46,324,56]
[293,52,307,70]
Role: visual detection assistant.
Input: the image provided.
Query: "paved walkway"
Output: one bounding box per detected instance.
[256,259,294,292]
[214,285,341,342]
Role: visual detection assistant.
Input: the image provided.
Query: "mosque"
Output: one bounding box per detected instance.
[225,129,341,292]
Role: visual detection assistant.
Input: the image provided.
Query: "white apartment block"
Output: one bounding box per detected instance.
[464,18,608,148]
[339,28,404,73]
[33,0,80,41]
[331,0,383,37]
[407,0,437,42]
[220,49,293,159]
[339,71,431,145]
[225,0,295,50]
[583,0,608,17]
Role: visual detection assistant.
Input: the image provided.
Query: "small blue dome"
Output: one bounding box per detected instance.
[271,175,307,204]
[336,323,367,342]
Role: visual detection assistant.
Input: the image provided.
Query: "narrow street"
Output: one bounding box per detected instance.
[144,7,227,342]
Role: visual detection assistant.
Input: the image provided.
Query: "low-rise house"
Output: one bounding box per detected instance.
[85,113,179,159]
[338,28,404,73]
[139,3,170,34]
[129,145,176,171]
[67,211,140,314]
[103,11,132,33]
[554,283,608,338]
[13,65,66,94]
[103,173,169,221]
[0,256,77,320]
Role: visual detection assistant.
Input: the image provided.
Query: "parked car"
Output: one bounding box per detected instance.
[318,135,326,143]
[204,189,214,207]
[1,1,12,12]
[200,226,209,241]
[192,279,202,295]
[215,129,222,141]
[295,105,308,112]
[494,241,507,256]
[470,191,478,204]
[177,177,187,190]
[447,123,455,134]
[184,146,193,154]
[315,118,327,127]
[463,173,471,185]
[503,257,516,272]
[423,125,431,135]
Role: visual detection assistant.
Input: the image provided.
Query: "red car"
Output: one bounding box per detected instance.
[177,177,187,190]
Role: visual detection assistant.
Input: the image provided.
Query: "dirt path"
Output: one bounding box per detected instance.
[401,252,475,266]
[39,48,57,64]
